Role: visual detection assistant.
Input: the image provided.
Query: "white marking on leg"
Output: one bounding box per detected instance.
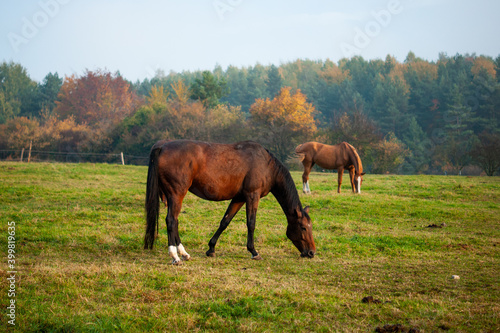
[169,245,181,265]
[357,177,361,194]
[303,182,307,193]
[306,181,311,194]
[177,243,191,261]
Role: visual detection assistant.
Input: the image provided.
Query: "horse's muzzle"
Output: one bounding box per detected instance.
[301,250,315,258]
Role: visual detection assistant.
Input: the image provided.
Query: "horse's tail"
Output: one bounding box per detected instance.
[144,145,162,249]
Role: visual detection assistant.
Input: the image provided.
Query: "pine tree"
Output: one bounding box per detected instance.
[265,64,283,98]
[190,71,229,109]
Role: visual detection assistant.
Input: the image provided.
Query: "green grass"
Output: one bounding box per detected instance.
[1,162,499,332]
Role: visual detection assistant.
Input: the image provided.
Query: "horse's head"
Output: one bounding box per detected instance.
[286,206,316,258]
[353,172,365,194]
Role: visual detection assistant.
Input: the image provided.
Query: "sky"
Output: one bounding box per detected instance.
[1,0,499,83]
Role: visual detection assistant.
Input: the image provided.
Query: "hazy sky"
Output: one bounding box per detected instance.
[1,0,499,82]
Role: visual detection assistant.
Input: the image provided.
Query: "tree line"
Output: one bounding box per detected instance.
[1,52,499,175]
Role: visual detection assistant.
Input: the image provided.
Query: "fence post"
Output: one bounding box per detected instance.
[20,148,24,162]
[28,141,32,163]
[120,152,125,165]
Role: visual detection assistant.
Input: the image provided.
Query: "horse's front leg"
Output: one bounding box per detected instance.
[166,195,190,265]
[301,161,314,194]
[206,199,245,257]
[245,193,261,260]
[349,167,356,193]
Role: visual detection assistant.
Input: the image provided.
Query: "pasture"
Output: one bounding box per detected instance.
[0,162,499,332]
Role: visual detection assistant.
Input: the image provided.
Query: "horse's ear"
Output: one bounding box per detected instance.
[361,172,366,176]
[304,206,310,214]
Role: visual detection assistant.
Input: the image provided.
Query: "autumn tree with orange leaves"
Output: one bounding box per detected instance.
[250,87,316,162]
[53,69,141,151]
[116,80,247,156]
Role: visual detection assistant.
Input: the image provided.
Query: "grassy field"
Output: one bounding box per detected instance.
[1,161,499,332]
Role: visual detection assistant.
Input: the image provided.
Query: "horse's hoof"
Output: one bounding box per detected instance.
[206,251,216,257]
[171,259,183,265]
[251,254,262,260]
[182,254,191,261]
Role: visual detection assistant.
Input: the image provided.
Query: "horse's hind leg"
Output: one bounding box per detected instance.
[301,161,314,194]
[245,193,261,260]
[337,167,344,193]
[165,194,190,265]
[206,199,245,257]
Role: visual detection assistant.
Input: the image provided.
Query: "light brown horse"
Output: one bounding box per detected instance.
[145,140,316,264]
[295,142,365,194]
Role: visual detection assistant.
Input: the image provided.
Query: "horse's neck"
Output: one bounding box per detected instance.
[271,168,301,218]
[346,145,361,173]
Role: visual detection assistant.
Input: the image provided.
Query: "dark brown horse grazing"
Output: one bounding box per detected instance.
[145,140,316,264]
[295,142,365,194]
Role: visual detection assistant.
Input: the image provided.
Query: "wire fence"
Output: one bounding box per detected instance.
[0,149,149,165]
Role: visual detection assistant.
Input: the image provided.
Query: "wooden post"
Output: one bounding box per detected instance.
[120,152,125,165]
[28,141,32,163]
[20,148,24,162]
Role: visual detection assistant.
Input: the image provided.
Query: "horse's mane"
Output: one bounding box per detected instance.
[267,150,302,214]
[344,143,363,173]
